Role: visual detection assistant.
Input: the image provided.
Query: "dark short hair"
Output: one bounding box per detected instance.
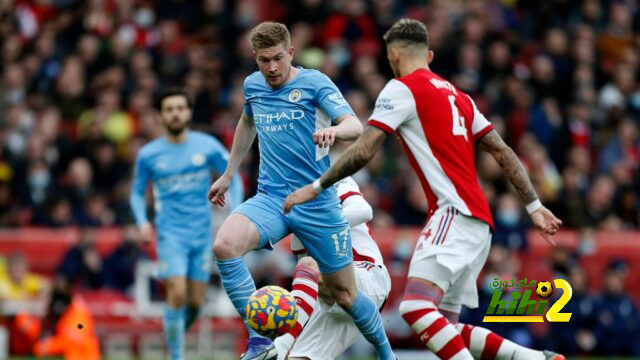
[383,18,429,48]
[155,88,192,111]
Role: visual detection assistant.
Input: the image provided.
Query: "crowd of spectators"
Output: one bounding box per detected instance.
[0,0,639,232]
[1,0,640,357]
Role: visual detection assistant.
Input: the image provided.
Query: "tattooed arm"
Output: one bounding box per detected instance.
[283,126,387,212]
[477,129,562,244]
[477,130,538,205]
[320,126,387,188]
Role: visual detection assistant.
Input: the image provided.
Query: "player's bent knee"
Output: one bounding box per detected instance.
[213,215,259,259]
[213,227,244,259]
[296,256,319,272]
[212,235,235,259]
[167,289,187,308]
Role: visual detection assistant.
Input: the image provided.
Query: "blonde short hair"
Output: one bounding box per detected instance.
[250,21,291,50]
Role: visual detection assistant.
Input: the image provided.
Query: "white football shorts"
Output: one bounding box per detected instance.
[287,262,391,360]
[407,206,492,308]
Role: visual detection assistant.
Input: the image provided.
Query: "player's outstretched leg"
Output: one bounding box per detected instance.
[454,322,565,359]
[455,323,565,360]
[325,264,395,360]
[274,257,320,359]
[436,304,565,360]
[399,279,473,360]
[213,214,275,360]
[164,277,187,360]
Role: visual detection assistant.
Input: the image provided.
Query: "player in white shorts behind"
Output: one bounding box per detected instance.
[273,176,391,360]
[284,19,565,360]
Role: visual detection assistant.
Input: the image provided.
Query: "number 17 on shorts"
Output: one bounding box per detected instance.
[331,227,350,257]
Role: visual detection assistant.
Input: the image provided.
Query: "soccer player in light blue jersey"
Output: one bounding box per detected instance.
[130,89,243,360]
[208,22,395,360]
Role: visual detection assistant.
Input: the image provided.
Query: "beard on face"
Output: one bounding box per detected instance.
[164,117,189,135]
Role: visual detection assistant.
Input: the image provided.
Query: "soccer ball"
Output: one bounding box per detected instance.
[246,285,298,338]
[536,281,553,299]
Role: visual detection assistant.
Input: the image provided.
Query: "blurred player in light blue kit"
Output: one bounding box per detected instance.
[130,89,243,360]
[208,22,395,360]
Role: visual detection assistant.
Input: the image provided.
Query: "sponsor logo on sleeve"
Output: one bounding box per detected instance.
[375,98,394,110]
[328,92,348,108]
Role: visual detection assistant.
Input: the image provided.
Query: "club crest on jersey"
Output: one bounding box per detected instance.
[191,153,205,166]
[288,89,302,102]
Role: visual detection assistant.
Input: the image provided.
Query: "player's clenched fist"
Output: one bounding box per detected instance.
[313,127,336,148]
[208,175,230,206]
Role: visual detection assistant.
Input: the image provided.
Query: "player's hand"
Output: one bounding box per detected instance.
[283,184,320,213]
[530,206,562,246]
[313,127,336,148]
[139,222,154,246]
[208,175,231,206]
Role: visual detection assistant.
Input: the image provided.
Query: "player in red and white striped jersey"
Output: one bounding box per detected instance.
[275,177,391,360]
[284,19,564,360]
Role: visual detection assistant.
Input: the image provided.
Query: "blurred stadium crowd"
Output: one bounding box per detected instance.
[1,0,640,357]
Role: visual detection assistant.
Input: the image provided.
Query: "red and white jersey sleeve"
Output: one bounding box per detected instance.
[367,79,417,134]
[335,177,361,202]
[468,95,493,141]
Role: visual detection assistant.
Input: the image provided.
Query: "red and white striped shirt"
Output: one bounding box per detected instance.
[368,69,494,228]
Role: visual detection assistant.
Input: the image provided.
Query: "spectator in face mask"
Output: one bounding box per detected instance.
[492,193,528,250]
[23,159,54,207]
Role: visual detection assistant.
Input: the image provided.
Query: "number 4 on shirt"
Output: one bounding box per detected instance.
[448,95,468,141]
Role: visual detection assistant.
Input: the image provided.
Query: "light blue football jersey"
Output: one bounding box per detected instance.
[243,67,355,202]
[130,131,243,241]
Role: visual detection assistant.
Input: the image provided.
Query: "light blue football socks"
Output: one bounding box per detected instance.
[216,257,264,338]
[164,305,186,360]
[346,291,395,360]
